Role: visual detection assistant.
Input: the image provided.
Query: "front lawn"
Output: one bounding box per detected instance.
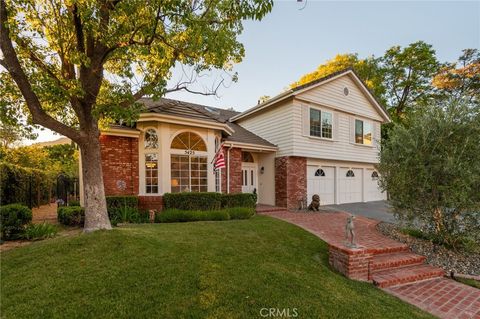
[1,216,433,318]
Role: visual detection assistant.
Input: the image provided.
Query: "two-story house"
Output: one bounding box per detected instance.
[79,68,390,210]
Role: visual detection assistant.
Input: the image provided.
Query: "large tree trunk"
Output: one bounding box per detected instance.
[80,136,112,232]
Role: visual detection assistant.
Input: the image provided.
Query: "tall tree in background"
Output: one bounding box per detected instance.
[433,49,480,104]
[380,41,440,122]
[0,0,273,232]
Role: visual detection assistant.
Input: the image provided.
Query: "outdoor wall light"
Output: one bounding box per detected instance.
[260,166,265,174]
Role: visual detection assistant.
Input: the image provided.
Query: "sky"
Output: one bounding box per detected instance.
[29,0,480,144]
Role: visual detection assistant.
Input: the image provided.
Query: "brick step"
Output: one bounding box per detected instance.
[371,252,426,271]
[372,264,445,288]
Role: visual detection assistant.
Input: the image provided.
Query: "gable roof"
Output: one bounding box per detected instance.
[230,68,391,123]
[138,98,276,149]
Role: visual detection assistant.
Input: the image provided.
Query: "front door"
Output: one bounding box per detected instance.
[241,164,257,194]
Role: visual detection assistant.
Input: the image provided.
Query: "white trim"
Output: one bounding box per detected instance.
[102,127,141,138]
[138,113,234,135]
[222,141,277,152]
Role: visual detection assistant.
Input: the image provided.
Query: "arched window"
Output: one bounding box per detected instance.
[170,132,208,193]
[242,152,254,163]
[171,132,206,151]
[346,170,355,177]
[144,129,158,149]
[371,171,379,179]
[315,169,326,177]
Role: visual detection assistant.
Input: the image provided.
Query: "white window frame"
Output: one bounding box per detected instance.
[354,118,373,146]
[309,106,333,140]
[141,126,161,195]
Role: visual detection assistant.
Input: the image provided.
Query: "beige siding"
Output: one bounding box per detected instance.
[296,74,384,122]
[237,101,294,157]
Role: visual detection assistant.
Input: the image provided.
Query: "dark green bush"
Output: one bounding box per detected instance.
[57,206,84,226]
[0,163,54,207]
[157,209,230,223]
[163,192,256,210]
[0,204,33,240]
[68,200,80,207]
[221,193,257,208]
[24,222,58,240]
[106,196,138,210]
[163,192,223,211]
[227,207,255,220]
[109,206,150,226]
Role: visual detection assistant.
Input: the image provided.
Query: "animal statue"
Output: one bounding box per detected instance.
[345,215,356,247]
[307,194,320,211]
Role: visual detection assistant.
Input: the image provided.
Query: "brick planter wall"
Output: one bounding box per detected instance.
[275,156,306,210]
[99,135,139,196]
[328,245,374,281]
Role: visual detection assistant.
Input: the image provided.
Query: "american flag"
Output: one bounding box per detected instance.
[214,147,226,170]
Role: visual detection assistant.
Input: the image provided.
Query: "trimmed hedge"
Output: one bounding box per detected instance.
[157,207,255,223]
[106,196,140,226]
[0,204,33,240]
[227,207,255,220]
[157,209,230,223]
[0,162,54,207]
[57,206,84,226]
[163,192,256,210]
[106,196,138,210]
[163,192,222,211]
[222,193,257,208]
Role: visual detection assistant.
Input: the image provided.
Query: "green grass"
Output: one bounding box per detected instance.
[455,277,480,289]
[1,216,434,319]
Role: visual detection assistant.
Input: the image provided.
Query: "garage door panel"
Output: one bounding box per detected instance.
[339,168,362,204]
[366,169,386,201]
[307,166,334,205]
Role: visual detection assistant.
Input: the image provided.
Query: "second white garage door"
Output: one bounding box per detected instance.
[338,168,362,204]
[307,166,335,205]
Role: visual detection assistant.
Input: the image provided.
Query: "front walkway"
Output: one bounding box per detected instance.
[32,204,58,224]
[258,209,480,319]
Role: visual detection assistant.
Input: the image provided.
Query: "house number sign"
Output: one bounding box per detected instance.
[184,150,195,155]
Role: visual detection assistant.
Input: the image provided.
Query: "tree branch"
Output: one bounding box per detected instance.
[0,0,83,143]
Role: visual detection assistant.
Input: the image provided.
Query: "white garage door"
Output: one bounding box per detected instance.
[338,168,362,204]
[307,166,335,205]
[365,169,386,201]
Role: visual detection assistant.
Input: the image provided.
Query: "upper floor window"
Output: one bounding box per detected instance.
[144,129,158,149]
[310,108,332,139]
[355,119,372,145]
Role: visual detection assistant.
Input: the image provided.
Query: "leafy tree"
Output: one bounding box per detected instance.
[379,41,441,121]
[378,99,480,249]
[432,49,479,104]
[0,0,273,231]
[290,53,385,103]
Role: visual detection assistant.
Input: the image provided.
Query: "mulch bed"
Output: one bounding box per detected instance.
[377,222,480,277]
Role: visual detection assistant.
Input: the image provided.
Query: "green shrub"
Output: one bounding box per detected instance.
[24,222,58,240]
[227,207,255,220]
[400,227,430,240]
[221,193,257,208]
[57,206,84,226]
[163,192,256,210]
[163,192,223,211]
[109,207,150,226]
[0,163,54,207]
[106,196,138,210]
[68,200,80,207]
[0,204,33,240]
[157,209,230,223]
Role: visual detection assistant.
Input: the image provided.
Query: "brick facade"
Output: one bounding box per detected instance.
[138,196,163,211]
[99,135,139,196]
[275,156,306,210]
[220,147,243,194]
